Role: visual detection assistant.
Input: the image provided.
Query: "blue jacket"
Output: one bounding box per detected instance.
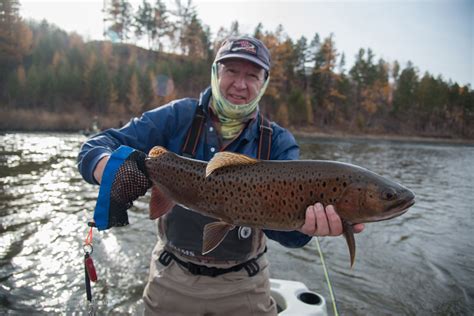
[77,87,311,248]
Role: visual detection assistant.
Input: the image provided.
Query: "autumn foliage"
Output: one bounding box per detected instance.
[0,0,472,138]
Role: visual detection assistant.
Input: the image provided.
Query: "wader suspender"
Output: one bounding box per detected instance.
[181,106,206,158]
[162,106,272,277]
[181,106,273,160]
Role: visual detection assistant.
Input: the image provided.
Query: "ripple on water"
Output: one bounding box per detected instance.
[1,133,474,314]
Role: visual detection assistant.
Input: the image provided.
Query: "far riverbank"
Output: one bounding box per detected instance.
[1,108,473,146]
[290,127,474,146]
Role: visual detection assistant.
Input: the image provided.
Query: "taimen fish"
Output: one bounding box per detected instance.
[145,146,415,267]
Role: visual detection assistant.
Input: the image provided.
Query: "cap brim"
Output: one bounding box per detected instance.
[215,54,269,71]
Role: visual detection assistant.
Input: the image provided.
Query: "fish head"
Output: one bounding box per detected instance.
[335,170,415,224]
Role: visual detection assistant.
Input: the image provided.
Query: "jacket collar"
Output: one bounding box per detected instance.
[198,86,213,114]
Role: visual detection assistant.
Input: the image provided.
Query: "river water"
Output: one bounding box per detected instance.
[0,132,473,315]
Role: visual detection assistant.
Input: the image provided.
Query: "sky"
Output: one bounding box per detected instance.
[20,0,474,87]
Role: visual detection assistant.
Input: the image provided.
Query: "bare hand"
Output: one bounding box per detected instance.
[298,202,365,236]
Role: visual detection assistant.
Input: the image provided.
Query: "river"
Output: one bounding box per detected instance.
[0,132,473,315]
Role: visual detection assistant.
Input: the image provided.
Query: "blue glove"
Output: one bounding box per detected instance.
[93,146,151,230]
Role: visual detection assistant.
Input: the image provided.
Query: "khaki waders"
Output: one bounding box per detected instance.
[143,244,277,316]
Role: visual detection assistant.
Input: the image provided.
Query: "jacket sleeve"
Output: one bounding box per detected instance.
[263,126,312,248]
[77,102,180,185]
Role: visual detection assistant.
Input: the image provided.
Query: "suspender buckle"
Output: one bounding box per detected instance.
[243,259,260,277]
[259,124,273,133]
[158,250,173,266]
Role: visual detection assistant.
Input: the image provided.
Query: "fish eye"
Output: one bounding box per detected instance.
[382,188,397,200]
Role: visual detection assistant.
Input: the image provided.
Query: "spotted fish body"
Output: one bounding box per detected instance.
[145,146,415,266]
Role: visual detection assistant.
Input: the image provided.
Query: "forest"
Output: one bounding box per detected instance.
[1,0,473,138]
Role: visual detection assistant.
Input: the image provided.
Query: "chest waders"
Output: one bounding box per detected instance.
[158,104,273,277]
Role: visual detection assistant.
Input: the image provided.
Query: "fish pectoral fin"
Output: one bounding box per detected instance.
[206,152,259,177]
[148,146,168,157]
[202,222,235,255]
[343,220,356,268]
[149,186,175,219]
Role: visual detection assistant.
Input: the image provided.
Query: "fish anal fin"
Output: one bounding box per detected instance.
[206,152,258,177]
[202,222,235,255]
[149,186,175,219]
[148,146,168,157]
[343,220,356,268]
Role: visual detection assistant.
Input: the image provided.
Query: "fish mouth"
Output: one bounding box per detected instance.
[365,197,415,222]
[392,197,415,211]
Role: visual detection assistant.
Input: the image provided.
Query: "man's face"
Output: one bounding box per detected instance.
[218,59,266,105]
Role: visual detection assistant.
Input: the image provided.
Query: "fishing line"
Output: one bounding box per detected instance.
[315,236,339,316]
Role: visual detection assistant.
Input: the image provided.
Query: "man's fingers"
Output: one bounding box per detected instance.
[314,203,329,236]
[325,205,343,236]
[299,205,316,235]
[353,223,365,234]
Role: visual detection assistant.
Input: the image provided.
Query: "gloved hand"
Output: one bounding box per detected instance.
[93,146,152,230]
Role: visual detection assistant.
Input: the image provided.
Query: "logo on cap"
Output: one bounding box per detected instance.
[230,40,257,55]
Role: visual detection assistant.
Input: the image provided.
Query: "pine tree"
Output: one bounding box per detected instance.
[151,0,171,51]
[253,23,264,40]
[128,71,143,115]
[0,0,32,92]
[105,0,133,42]
[392,61,418,115]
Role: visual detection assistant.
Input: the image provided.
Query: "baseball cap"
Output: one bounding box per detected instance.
[214,36,271,71]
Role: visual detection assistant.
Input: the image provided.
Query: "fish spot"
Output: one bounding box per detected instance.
[320,193,324,199]
[343,182,347,187]
[322,182,326,188]
[333,187,337,192]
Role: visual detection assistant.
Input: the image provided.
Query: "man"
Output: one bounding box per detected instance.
[77,35,364,315]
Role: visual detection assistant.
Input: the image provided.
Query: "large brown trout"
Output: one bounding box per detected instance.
[145,146,415,267]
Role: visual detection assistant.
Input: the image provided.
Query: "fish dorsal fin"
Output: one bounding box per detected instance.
[343,220,356,268]
[148,146,168,157]
[206,152,259,177]
[202,222,235,255]
[149,186,175,219]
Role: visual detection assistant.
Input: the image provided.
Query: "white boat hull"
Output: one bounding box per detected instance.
[270,279,328,316]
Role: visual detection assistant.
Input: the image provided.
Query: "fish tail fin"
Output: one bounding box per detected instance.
[343,220,356,268]
[149,186,175,219]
